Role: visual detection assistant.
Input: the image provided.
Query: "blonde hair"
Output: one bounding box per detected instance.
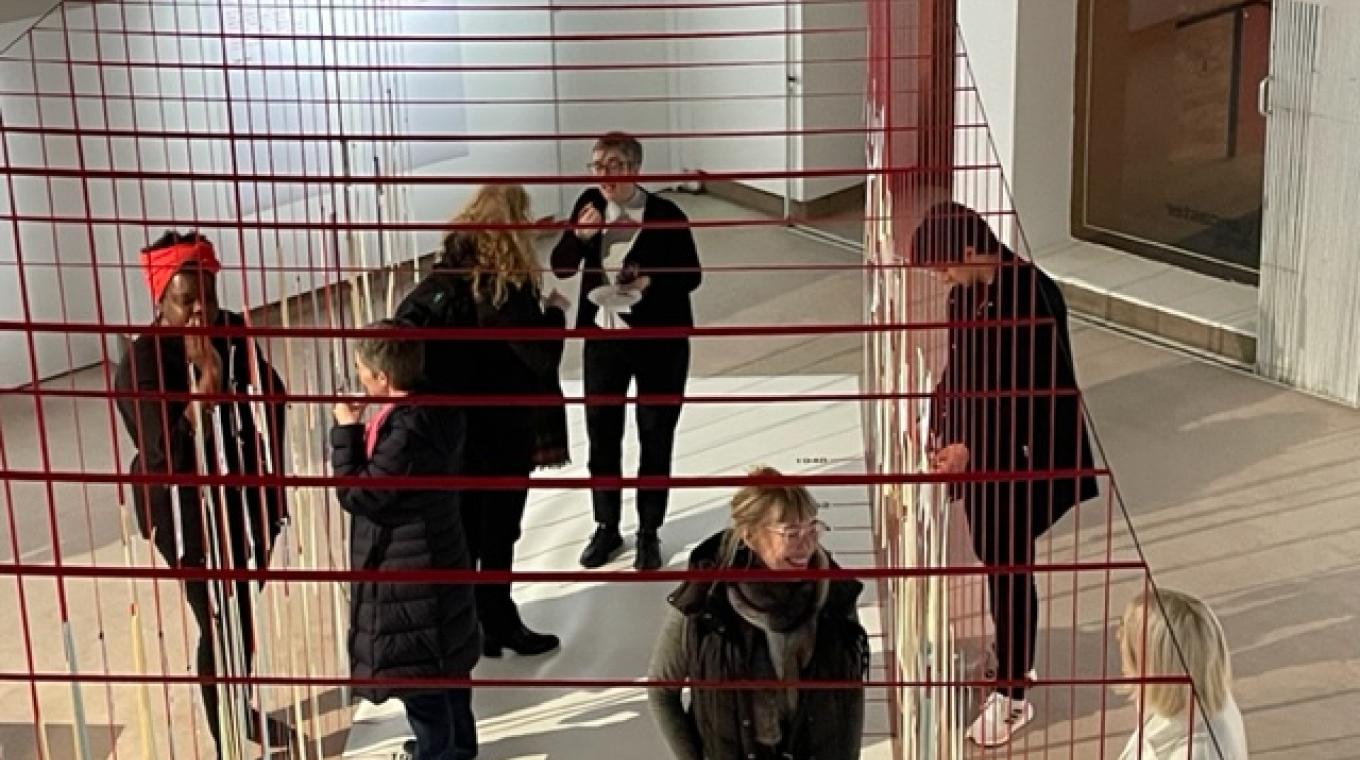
[449,184,539,307]
[718,465,825,570]
[1121,589,1233,718]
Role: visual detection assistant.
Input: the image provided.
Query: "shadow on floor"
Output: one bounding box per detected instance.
[0,722,121,760]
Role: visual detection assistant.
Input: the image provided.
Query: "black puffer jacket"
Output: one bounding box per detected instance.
[331,402,479,703]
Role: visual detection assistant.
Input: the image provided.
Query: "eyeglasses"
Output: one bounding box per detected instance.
[588,158,633,175]
[764,520,830,542]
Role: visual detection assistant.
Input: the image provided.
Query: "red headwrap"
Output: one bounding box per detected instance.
[140,240,222,305]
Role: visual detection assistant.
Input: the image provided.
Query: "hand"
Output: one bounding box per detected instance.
[545,289,571,313]
[184,364,220,427]
[183,317,219,372]
[332,400,366,426]
[929,443,970,474]
[574,205,603,240]
[193,363,221,391]
[191,362,221,410]
[618,275,650,294]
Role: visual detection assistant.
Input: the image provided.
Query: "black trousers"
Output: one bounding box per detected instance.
[156,521,277,751]
[967,483,1040,700]
[460,485,530,637]
[461,407,536,638]
[583,338,690,532]
[403,687,477,760]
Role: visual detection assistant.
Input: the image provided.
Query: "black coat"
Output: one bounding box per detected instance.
[931,254,1099,533]
[551,188,702,330]
[331,402,480,703]
[113,309,288,567]
[394,234,567,475]
[668,531,868,760]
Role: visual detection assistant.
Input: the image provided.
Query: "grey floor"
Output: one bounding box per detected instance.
[0,193,1354,758]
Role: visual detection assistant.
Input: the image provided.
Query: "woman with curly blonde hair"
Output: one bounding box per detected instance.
[449,184,542,307]
[396,183,571,658]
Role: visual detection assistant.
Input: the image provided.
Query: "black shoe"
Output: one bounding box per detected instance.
[579,524,624,568]
[401,739,476,760]
[634,530,662,571]
[246,709,292,747]
[483,623,561,658]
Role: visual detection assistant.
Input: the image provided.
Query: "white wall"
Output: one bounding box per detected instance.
[1257,0,1360,405]
[955,0,1079,255]
[671,0,867,203]
[795,0,867,201]
[0,2,564,387]
[551,1,679,203]
[1010,0,1079,254]
[956,0,1018,171]
[0,0,865,386]
[672,1,790,198]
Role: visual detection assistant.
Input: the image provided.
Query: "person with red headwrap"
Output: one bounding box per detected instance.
[112,231,292,753]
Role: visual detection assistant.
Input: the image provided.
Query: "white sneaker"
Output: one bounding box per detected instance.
[968,692,1035,747]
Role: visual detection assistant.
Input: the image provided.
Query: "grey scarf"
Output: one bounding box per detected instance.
[725,551,830,748]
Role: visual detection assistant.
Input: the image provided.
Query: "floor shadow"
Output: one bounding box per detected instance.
[1080,348,1332,518]
[0,722,121,760]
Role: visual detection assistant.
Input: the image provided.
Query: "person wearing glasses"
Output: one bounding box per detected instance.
[647,466,868,760]
[551,131,703,571]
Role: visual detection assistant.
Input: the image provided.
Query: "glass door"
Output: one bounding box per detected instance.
[1075,1,1272,283]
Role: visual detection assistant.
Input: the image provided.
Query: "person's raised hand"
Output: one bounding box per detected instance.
[183,316,219,373]
[332,399,367,426]
[575,205,604,240]
[929,443,970,474]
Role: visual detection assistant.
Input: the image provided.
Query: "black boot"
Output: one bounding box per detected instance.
[483,623,561,658]
[634,530,662,571]
[579,523,624,568]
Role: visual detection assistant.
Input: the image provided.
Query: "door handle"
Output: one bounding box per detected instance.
[1258,75,1272,116]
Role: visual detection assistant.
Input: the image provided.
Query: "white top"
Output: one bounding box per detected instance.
[594,186,647,329]
[1119,699,1249,760]
[601,186,647,265]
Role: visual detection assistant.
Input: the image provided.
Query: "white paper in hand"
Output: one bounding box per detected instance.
[589,285,641,329]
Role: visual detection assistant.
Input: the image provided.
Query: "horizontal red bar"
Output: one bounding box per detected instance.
[0,207,1007,234]
[0,317,1054,341]
[0,88,966,107]
[56,0,917,14]
[37,25,873,45]
[0,560,1148,585]
[0,467,1114,491]
[0,387,1081,408]
[0,670,1189,690]
[0,51,954,74]
[0,123,984,144]
[0,257,1007,275]
[0,163,1000,185]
